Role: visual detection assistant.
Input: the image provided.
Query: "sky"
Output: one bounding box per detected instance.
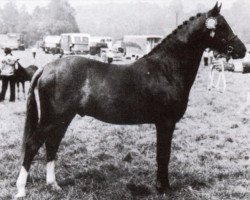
[0,0,238,13]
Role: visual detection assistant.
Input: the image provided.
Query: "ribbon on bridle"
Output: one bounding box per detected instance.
[205,17,217,37]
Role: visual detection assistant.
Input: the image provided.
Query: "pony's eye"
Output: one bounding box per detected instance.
[227,46,234,53]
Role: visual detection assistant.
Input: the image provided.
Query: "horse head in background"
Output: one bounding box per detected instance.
[15,3,246,198]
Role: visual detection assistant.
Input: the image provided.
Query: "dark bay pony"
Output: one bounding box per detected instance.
[15,3,246,198]
[15,62,38,100]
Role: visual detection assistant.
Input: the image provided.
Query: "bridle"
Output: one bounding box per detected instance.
[205,14,238,55]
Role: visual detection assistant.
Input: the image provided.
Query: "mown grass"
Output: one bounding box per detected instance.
[0,50,249,199]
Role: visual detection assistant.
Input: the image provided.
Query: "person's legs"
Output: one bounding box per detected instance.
[204,57,208,66]
[108,57,113,64]
[208,66,215,90]
[221,71,226,92]
[9,76,15,101]
[0,76,9,101]
[215,72,222,90]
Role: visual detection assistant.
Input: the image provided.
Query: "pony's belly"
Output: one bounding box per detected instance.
[86,111,154,125]
[81,104,155,125]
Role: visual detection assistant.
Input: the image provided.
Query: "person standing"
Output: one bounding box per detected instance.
[208,53,227,92]
[31,46,37,59]
[0,48,18,102]
[208,49,214,65]
[203,48,209,66]
[107,49,114,64]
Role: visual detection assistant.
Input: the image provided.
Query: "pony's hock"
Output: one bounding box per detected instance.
[15,3,246,198]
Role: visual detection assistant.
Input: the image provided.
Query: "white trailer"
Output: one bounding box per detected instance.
[60,33,90,54]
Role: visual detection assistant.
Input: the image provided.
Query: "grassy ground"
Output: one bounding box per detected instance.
[0,50,249,199]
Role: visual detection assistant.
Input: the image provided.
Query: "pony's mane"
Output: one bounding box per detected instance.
[145,12,205,57]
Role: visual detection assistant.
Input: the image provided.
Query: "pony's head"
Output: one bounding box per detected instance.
[204,2,246,59]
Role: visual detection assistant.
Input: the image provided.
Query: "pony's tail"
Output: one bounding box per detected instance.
[21,68,43,155]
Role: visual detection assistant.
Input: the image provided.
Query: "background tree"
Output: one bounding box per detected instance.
[0,0,79,46]
[0,1,20,33]
[45,0,79,35]
[0,0,250,46]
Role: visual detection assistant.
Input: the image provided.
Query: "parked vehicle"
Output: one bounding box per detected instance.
[0,33,25,50]
[123,35,162,59]
[42,35,61,54]
[60,33,90,54]
[90,36,113,49]
[89,42,108,56]
[100,48,123,62]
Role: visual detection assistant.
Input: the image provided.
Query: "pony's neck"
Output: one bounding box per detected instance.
[144,16,207,89]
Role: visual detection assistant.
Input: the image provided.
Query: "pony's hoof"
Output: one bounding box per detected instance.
[14,190,26,199]
[48,182,62,191]
[156,181,171,194]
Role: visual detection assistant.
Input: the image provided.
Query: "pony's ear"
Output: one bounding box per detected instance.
[208,2,222,16]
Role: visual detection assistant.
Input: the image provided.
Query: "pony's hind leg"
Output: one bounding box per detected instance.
[15,119,63,198]
[45,115,74,190]
[16,123,47,198]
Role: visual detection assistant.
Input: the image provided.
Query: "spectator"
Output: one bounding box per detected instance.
[203,48,209,66]
[208,53,227,92]
[107,50,114,64]
[0,48,18,102]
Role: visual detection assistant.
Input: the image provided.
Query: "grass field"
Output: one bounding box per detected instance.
[0,50,249,200]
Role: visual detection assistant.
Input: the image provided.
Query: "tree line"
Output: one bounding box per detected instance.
[0,0,249,47]
[75,0,250,43]
[0,0,79,46]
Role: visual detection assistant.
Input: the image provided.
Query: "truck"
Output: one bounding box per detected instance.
[90,36,113,49]
[60,33,90,54]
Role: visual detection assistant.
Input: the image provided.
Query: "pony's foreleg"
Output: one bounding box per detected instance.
[155,120,175,194]
[45,115,74,190]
